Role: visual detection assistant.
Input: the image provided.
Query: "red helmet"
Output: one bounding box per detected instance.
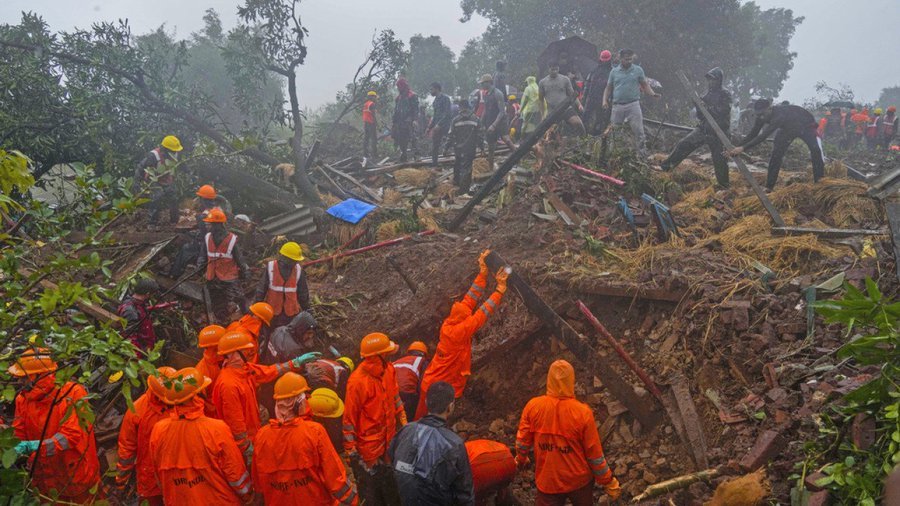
[599,50,612,62]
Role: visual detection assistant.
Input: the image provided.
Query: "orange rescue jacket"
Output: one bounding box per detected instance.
[205,232,240,281]
[227,315,263,364]
[393,353,427,394]
[515,360,613,494]
[196,350,222,417]
[417,271,503,414]
[116,390,169,498]
[13,375,101,502]
[363,100,376,124]
[253,414,358,505]
[264,259,303,317]
[212,365,262,454]
[342,357,407,465]
[149,397,252,505]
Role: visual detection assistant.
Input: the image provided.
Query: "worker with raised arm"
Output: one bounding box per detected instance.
[343,332,406,506]
[254,241,310,330]
[226,301,275,364]
[252,372,358,505]
[516,360,621,505]
[728,98,826,190]
[150,367,253,505]
[197,208,250,323]
[10,349,101,504]
[134,135,182,225]
[115,367,175,506]
[415,250,508,420]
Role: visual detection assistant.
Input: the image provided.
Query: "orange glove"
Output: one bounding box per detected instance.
[495,267,510,293]
[604,477,622,500]
[478,249,491,275]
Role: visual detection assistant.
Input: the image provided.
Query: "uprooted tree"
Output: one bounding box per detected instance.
[0,0,326,209]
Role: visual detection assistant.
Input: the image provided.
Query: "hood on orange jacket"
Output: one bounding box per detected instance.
[546,360,575,398]
[445,301,471,325]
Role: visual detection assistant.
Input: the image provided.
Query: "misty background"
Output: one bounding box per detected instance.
[2,0,898,109]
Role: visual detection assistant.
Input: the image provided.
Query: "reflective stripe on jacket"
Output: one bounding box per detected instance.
[393,354,427,394]
[264,260,302,317]
[116,391,169,497]
[205,232,239,281]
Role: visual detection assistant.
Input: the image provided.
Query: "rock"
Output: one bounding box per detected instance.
[489,419,507,434]
[655,457,667,467]
[639,449,651,460]
[804,471,828,492]
[766,387,788,402]
[851,413,877,451]
[453,421,476,433]
[642,470,658,484]
[616,462,629,476]
[807,490,830,506]
[664,425,674,435]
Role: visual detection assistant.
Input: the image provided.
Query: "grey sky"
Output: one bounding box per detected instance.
[2,1,898,108]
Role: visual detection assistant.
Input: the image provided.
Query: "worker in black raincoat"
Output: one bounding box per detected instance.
[660,67,732,187]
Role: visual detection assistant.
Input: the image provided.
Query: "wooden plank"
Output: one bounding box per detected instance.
[113,239,174,282]
[886,202,900,283]
[676,71,785,227]
[65,231,178,244]
[485,251,662,429]
[546,191,584,226]
[449,96,577,231]
[322,163,382,203]
[772,226,887,238]
[671,375,709,469]
[866,166,900,193]
[22,270,123,326]
[871,176,900,200]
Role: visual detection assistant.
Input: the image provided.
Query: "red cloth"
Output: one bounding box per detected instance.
[13,375,100,502]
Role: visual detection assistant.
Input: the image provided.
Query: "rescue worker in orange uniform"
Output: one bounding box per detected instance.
[309,386,349,456]
[515,360,621,506]
[393,341,430,422]
[197,208,249,323]
[466,439,519,506]
[212,330,316,465]
[254,241,310,330]
[149,367,253,505]
[415,250,508,419]
[226,301,274,364]
[115,367,175,506]
[252,372,358,505]
[363,91,379,162]
[343,332,407,506]
[10,349,101,504]
[196,324,227,416]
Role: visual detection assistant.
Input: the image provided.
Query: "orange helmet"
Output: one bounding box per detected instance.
[250,302,274,326]
[8,348,58,377]
[360,332,399,358]
[196,185,217,199]
[407,341,428,354]
[160,367,212,405]
[198,325,226,348]
[147,366,177,400]
[203,207,227,223]
[889,106,897,113]
[217,331,255,355]
[273,372,310,399]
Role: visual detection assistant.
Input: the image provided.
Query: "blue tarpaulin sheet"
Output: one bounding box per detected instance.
[326,198,377,224]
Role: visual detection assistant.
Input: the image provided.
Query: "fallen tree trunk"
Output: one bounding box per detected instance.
[448,96,577,231]
[485,251,661,429]
[193,161,304,214]
[632,467,722,502]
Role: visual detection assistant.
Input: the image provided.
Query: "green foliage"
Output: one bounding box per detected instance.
[0,150,34,211]
[0,153,159,501]
[406,35,458,96]
[803,280,900,504]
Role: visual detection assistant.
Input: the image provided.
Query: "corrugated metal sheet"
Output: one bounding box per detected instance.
[260,205,317,237]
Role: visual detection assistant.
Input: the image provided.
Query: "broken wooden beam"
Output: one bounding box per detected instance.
[577,301,664,401]
[772,226,887,238]
[632,467,723,502]
[886,202,900,282]
[386,255,418,294]
[322,163,382,203]
[677,71,785,227]
[302,230,435,267]
[867,166,900,195]
[670,374,710,470]
[485,251,661,429]
[366,148,512,176]
[113,239,174,282]
[19,269,123,326]
[545,191,583,226]
[449,96,577,231]
[194,161,304,213]
[65,231,178,244]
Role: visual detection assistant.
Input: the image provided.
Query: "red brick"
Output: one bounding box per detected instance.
[739,430,785,471]
[807,490,830,506]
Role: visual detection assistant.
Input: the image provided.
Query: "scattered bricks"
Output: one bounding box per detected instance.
[804,471,828,492]
[851,413,877,451]
[807,490,830,506]
[763,363,778,389]
[766,387,788,403]
[774,409,790,424]
[739,429,785,471]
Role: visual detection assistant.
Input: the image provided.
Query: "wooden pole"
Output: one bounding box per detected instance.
[448,96,577,231]
[675,71,785,227]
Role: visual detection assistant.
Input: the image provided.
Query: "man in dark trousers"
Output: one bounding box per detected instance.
[582,50,614,135]
[660,67,732,187]
[389,381,474,506]
[363,91,379,161]
[254,241,310,330]
[728,98,825,190]
[479,74,510,170]
[393,78,419,162]
[133,135,183,225]
[449,99,481,194]
[428,82,453,166]
[196,208,249,322]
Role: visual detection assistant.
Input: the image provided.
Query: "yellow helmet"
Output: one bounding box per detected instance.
[875,108,884,115]
[279,241,304,261]
[508,94,517,101]
[308,388,345,418]
[337,356,355,372]
[161,135,183,152]
[367,91,378,97]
